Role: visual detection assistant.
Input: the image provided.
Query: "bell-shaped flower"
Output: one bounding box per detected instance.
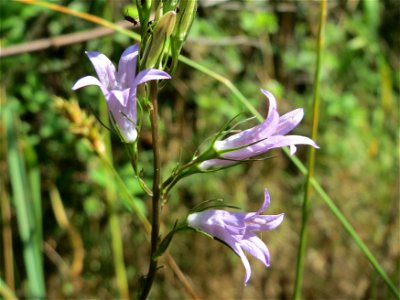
[72,44,171,143]
[199,89,318,169]
[187,189,284,285]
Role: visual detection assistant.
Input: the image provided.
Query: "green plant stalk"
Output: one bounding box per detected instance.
[4,104,46,298]
[26,140,43,282]
[13,1,400,296]
[99,94,130,299]
[139,82,162,300]
[293,1,326,298]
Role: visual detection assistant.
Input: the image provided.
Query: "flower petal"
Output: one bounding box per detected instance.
[259,188,271,213]
[240,234,270,268]
[263,135,319,153]
[290,144,297,155]
[242,189,271,220]
[245,214,285,232]
[107,89,138,142]
[132,69,171,87]
[275,108,304,135]
[260,89,278,122]
[198,158,230,170]
[109,89,129,106]
[188,210,246,237]
[221,134,319,161]
[86,51,117,89]
[228,242,252,285]
[117,44,139,88]
[215,90,280,151]
[72,76,108,95]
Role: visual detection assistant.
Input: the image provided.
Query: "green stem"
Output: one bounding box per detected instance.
[109,211,129,299]
[139,82,161,300]
[293,1,326,298]
[293,0,327,299]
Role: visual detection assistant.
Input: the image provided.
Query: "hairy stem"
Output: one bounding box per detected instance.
[139,82,161,299]
[293,1,327,299]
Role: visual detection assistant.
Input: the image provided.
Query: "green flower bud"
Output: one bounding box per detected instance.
[166,0,197,74]
[174,0,197,44]
[143,11,177,69]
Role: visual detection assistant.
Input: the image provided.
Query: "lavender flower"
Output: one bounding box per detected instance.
[72,44,171,143]
[199,89,319,169]
[187,189,284,285]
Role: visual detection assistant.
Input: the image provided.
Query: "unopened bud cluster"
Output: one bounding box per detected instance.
[137,0,197,73]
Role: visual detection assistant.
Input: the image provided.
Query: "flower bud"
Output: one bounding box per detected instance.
[168,0,197,74]
[174,0,197,44]
[143,11,177,69]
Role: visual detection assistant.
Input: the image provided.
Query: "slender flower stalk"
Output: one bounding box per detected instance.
[199,89,319,170]
[138,82,162,300]
[187,189,284,285]
[72,44,170,143]
[293,1,327,299]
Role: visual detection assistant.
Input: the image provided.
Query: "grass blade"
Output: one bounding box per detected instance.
[293,1,327,298]
[3,101,46,297]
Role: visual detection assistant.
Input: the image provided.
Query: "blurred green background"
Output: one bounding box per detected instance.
[1,0,398,299]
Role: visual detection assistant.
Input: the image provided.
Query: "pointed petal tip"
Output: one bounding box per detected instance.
[134,69,172,86]
[71,76,105,93]
[276,213,285,225]
[289,144,297,155]
[260,188,271,211]
[260,88,274,99]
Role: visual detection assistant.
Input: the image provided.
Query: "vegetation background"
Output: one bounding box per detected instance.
[1,0,398,299]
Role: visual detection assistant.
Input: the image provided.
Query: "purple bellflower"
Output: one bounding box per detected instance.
[199,89,319,169]
[72,44,171,143]
[187,189,284,285]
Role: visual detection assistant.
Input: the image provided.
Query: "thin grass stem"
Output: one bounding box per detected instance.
[293,1,327,298]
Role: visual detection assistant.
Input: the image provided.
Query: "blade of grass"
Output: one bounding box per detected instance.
[14,1,399,297]
[3,101,46,298]
[293,1,326,298]
[25,135,43,284]
[0,88,15,292]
